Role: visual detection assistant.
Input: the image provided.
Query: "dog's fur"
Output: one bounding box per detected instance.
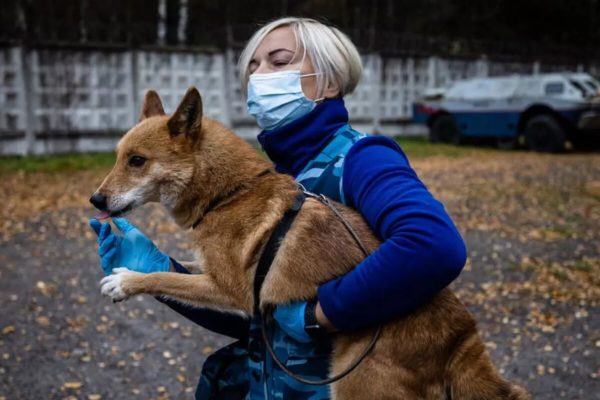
[93,88,529,399]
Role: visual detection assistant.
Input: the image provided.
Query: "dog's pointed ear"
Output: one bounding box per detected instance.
[167,87,202,142]
[139,90,165,121]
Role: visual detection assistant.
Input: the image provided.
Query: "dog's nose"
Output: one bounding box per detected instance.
[90,193,108,210]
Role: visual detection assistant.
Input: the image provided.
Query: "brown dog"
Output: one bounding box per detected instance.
[92,87,529,399]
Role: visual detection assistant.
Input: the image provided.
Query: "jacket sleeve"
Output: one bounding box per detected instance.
[156,258,250,340]
[316,136,467,331]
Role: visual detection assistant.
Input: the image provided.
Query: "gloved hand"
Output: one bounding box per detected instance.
[273,301,312,343]
[89,217,170,276]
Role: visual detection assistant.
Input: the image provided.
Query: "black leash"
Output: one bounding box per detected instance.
[256,189,382,386]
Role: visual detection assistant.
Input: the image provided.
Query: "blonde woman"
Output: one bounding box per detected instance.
[90,17,466,399]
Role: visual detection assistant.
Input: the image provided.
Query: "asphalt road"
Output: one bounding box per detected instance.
[0,152,598,399]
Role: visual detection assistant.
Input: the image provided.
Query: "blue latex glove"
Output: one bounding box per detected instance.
[89,217,170,276]
[273,301,312,343]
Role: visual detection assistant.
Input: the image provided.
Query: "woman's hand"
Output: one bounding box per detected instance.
[89,217,171,276]
[315,302,336,332]
[273,301,337,343]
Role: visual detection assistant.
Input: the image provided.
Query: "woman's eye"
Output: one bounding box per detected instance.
[128,155,146,167]
[248,62,257,73]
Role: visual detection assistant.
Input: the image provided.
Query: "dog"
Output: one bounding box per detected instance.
[90,87,529,399]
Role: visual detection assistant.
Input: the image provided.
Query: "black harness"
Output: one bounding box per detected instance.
[252,191,306,313]
[253,189,382,386]
[196,177,450,394]
[191,172,382,385]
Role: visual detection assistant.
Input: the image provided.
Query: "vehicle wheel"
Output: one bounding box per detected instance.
[524,114,566,153]
[430,114,461,144]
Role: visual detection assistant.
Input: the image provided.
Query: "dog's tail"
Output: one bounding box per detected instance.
[445,332,529,400]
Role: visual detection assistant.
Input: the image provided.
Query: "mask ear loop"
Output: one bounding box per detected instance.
[294,26,325,103]
[299,72,325,104]
[294,34,325,104]
[313,96,326,104]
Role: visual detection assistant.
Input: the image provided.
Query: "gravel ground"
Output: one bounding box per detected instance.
[0,151,598,399]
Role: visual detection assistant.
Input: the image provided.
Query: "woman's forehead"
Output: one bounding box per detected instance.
[254,26,300,57]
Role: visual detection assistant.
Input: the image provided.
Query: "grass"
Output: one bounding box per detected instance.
[0,152,116,174]
[394,136,502,158]
[0,137,504,174]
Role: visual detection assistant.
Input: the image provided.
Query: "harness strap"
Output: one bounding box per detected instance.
[252,192,306,313]
[254,189,383,386]
[446,383,453,400]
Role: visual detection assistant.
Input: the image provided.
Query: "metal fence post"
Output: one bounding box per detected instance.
[407,57,415,117]
[19,46,36,155]
[217,52,232,128]
[371,54,383,134]
[427,56,438,87]
[129,50,139,125]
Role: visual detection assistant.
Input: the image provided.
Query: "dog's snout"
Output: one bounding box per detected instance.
[90,193,108,210]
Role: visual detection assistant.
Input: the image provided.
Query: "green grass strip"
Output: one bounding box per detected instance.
[0,152,116,174]
[0,137,504,173]
[394,137,501,158]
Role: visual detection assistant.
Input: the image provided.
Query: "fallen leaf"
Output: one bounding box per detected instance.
[63,381,83,390]
[35,281,57,297]
[2,326,15,335]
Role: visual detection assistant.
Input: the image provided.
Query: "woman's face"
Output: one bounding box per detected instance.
[248,26,339,100]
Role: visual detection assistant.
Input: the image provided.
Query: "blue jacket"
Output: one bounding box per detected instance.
[259,98,466,331]
[164,98,466,333]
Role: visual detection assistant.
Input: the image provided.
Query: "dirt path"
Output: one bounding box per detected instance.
[0,151,598,399]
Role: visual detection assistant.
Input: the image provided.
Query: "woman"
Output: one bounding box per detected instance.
[90,17,467,399]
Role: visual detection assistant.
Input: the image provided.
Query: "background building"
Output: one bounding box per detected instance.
[1,0,599,154]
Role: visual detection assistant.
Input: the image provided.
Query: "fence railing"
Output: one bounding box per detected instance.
[1,45,598,155]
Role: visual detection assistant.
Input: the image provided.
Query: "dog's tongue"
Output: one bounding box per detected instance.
[95,211,111,221]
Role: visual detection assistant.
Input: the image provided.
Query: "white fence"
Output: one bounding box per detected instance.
[0,46,597,155]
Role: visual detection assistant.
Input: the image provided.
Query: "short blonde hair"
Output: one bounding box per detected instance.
[238,17,362,98]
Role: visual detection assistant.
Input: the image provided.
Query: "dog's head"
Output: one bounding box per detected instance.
[90,87,203,219]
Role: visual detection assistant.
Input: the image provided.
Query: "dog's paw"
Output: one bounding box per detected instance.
[100,268,140,302]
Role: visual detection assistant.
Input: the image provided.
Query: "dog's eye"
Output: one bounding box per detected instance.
[128,155,146,167]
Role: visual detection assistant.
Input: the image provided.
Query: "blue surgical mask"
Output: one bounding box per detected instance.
[246,70,321,131]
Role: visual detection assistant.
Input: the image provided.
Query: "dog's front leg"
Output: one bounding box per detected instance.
[100,268,245,311]
[178,260,203,274]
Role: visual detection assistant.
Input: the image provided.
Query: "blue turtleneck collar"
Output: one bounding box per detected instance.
[257,98,349,177]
